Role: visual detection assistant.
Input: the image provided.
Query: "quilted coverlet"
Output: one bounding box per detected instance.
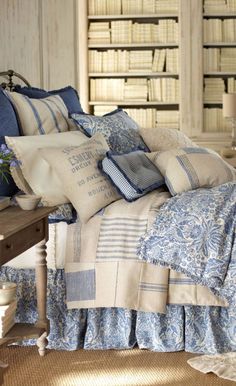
[65,188,226,312]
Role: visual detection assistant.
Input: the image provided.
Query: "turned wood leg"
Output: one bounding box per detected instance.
[35,238,49,357]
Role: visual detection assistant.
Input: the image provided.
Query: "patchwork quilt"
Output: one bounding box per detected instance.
[65,188,226,313]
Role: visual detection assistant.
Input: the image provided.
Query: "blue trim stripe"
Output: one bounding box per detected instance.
[176,155,200,189]
[40,99,61,132]
[22,95,45,134]
[169,278,195,285]
[46,96,70,130]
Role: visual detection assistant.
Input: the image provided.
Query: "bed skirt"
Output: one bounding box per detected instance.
[0,267,236,354]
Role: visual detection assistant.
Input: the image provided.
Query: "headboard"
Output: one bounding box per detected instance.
[0,69,31,91]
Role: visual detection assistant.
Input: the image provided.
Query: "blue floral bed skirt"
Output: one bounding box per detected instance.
[1,267,236,354]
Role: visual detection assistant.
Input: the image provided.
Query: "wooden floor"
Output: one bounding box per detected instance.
[0,346,235,386]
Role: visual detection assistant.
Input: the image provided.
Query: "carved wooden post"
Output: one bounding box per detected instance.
[35,238,49,356]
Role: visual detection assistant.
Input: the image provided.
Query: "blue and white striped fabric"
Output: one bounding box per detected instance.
[6,91,76,135]
[96,216,148,261]
[101,150,165,201]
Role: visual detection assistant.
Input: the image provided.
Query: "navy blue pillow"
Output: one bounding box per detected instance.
[14,85,83,115]
[0,87,20,196]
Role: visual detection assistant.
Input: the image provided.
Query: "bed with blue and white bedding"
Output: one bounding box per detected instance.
[0,70,236,354]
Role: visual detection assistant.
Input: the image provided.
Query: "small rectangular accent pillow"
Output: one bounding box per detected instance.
[6,91,77,136]
[150,147,236,195]
[71,109,149,154]
[39,133,121,222]
[6,131,89,205]
[14,85,83,115]
[100,150,165,201]
[140,127,197,152]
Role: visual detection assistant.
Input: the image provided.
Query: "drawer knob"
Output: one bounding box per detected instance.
[36,227,41,232]
[5,244,13,249]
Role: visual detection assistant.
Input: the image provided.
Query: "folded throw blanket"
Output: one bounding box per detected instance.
[138,182,236,306]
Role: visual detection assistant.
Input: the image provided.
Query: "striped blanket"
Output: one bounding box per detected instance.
[65,189,226,313]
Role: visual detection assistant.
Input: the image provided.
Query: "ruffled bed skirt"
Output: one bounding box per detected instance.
[1,267,236,354]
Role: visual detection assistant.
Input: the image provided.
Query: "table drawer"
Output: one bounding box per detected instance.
[0,219,46,265]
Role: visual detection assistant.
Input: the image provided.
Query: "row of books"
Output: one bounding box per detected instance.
[89,0,179,15]
[203,78,225,102]
[204,108,231,132]
[204,48,236,72]
[88,20,178,44]
[90,78,179,102]
[93,105,179,129]
[204,0,236,13]
[203,19,236,42]
[89,48,178,73]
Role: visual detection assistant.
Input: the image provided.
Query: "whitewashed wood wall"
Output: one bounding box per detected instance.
[0,0,80,91]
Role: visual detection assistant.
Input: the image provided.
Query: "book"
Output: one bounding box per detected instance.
[0,196,10,211]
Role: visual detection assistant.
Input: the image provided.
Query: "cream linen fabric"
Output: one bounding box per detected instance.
[6,131,88,205]
[139,127,197,151]
[40,133,120,222]
[148,147,236,195]
[65,190,226,312]
[6,91,76,135]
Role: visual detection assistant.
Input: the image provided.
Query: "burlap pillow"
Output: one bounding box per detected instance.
[40,133,120,222]
[6,131,88,205]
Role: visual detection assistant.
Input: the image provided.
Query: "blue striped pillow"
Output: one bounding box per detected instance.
[5,91,77,136]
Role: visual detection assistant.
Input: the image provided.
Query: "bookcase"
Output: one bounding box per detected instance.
[203,0,236,138]
[78,0,236,151]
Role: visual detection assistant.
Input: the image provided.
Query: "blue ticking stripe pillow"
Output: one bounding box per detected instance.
[100,150,165,201]
[6,91,77,136]
[14,85,83,115]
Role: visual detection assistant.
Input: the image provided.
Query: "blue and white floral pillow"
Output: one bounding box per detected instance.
[71,109,149,154]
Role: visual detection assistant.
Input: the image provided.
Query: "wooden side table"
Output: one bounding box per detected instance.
[0,206,56,356]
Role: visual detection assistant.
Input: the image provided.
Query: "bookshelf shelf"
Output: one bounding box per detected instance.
[89,43,178,48]
[88,14,178,20]
[89,101,179,106]
[204,42,236,47]
[89,72,179,77]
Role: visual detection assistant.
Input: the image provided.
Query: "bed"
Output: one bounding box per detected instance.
[0,70,236,354]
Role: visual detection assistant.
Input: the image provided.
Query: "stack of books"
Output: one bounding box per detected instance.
[204,48,220,72]
[204,107,231,132]
[124,78,148,101]
[0,299,17,338]
[148,78,179,102]
[155,0,178,13]
[94,105,118,115]
[156,110,179,128]
[90,78,124,101]
[129,51,153,71]
[203,78,225,102]
[88,22,110,44]
[204,18,236,43]
[88,0,178,15]
[111,21,132,43]
[221,48,236,72]
[166,48,179,72]
[204,0,236,13]
[228,77,236,92]
[122,0,143,14]
[124,108,156,128]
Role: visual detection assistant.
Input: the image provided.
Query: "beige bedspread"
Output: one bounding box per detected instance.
[65,189,227,313]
